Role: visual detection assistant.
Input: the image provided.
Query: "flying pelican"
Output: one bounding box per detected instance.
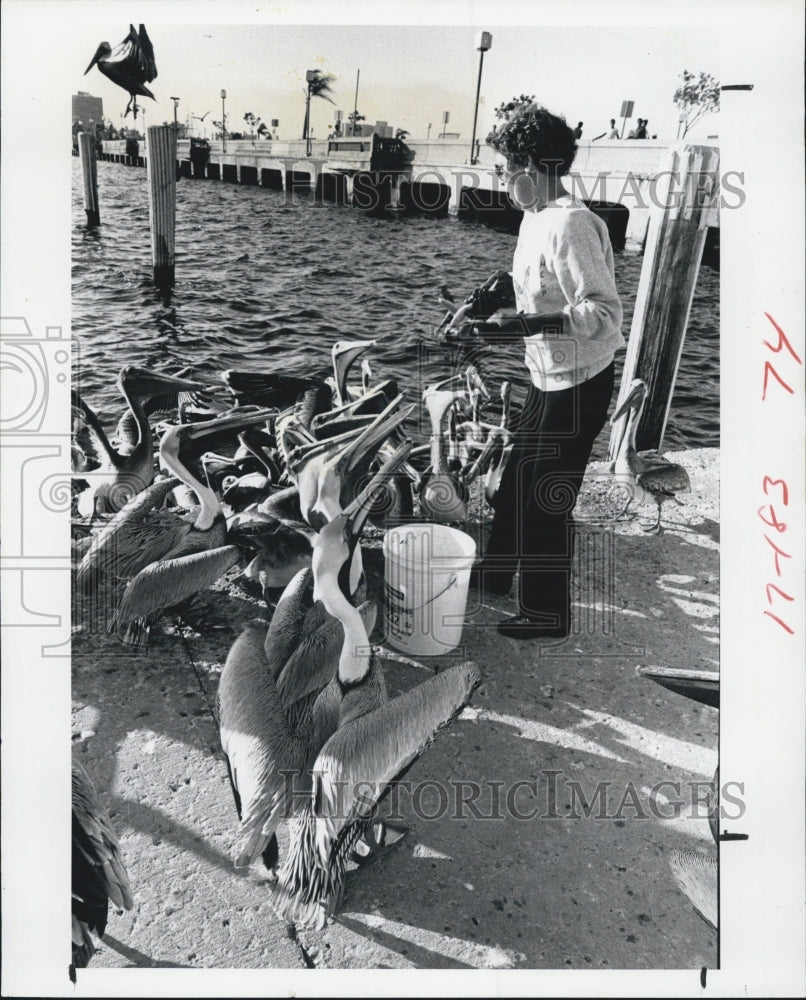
[85,24,157,119]
[72,759,133,969]
[76,408,275,645]
[72,366,201,516]
[609,378,691,533]
[269,456,481,929]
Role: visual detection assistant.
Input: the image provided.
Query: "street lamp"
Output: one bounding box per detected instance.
[305,69,317,155]
[221,89,227,152]
[171,96,180,135]
[427,122,432,141]
[470,31,492,165]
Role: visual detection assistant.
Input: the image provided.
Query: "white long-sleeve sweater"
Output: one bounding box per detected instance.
[511,195,625,390]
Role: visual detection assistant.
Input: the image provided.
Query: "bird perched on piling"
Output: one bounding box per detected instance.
[85,24,157,119]
[609,378,691,533]
[71,760,133,970]
[268,452,481,929]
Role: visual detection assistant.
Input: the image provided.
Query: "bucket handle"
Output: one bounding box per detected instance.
[398,575,458,613]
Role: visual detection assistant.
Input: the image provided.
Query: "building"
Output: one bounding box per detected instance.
[72,92,103,128]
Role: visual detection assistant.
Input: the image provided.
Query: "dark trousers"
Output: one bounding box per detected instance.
[483,362,615,624]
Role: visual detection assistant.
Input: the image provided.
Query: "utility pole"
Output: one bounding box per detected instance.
[170,96,180,136]
[470,32,492,164]
[221,89,227,152]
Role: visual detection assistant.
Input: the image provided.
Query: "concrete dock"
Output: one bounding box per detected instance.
[72,448,719,973]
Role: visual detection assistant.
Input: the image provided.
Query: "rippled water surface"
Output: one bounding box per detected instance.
[72,160,719,460]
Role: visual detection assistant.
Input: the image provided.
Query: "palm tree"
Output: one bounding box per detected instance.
[303,69,336,152]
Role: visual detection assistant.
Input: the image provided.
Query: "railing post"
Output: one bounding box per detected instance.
[146,125,177,287]
[77,132,100,226]
[608,142,720,458]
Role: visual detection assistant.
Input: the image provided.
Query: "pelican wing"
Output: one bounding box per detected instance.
[76,478,182,592]
[72,761,134,931]
[107,24,157,83]
[270,661,480,928]
[276,601,377,710]
[669,849,718,929]
[72,391,119,470]
[113,544,240,629]
[312,660,481,861]
[636,456,691,495]
[218,626,311,866]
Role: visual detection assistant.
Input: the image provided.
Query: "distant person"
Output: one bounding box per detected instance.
[574,121,584,139]
[626,120,637,139]
[593,118,619,141]
[634,118,648,139]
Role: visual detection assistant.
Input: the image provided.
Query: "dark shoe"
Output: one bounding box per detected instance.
[468,562,513,597]
[497,614,569,640]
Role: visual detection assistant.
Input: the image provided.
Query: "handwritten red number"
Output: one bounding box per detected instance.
[763,534,792,577]
[762,476,789,505]
[763,313,803,364]
[765,583,794,605]
[757,505,787,532]
[761,360,794,400]
[763,610,795,635]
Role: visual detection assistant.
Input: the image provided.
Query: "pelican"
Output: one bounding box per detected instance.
[227,509,315,590]
[72,759,133,969]
[72,366,202,516]
[217,444,413,872]
[222,370,331,412]
[330,339,377,406]
[76,408,275,645]
[636,664,719,926]
[419,385,468,523]
[609,378,691,533]
[269,454,481,929]
[85,24,157,119]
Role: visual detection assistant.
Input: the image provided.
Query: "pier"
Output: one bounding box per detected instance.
[91,135,720,254]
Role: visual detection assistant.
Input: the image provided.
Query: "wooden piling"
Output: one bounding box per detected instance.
[77,132,100,226]
[607,142,720,458]
[146,125,177,287]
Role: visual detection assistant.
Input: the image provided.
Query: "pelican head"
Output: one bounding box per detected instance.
[312,438,414,603]
[609,378,648,463]
[85,42,111,74]
[159,408,277,471]
[117,365,203,401]
[610,378,648,425]
[331,339,377,404]
[290,394,415,527]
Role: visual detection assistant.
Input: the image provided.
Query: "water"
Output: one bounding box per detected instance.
[72,159,719,460]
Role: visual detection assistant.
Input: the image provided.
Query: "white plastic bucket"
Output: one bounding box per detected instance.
[383,523,477,656]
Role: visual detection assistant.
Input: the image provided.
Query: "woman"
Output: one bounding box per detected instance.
[449,103,624,639]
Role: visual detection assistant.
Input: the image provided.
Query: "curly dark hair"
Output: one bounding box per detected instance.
[486,103,578,176]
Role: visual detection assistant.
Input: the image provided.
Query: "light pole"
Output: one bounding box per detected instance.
[305,69,316,155]
[171,96,180,135]
[470,31,492,164]
[427,122,432,141]
[221,89,227,152]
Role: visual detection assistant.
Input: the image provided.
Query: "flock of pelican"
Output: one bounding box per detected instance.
[70,333,698,966]
[71,338,494,963]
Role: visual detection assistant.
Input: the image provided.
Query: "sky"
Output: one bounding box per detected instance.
[70,11,723,143]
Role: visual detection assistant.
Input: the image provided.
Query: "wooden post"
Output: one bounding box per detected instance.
[607,142,720,459]
[146,125,177,287]
[77,132,100,226]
